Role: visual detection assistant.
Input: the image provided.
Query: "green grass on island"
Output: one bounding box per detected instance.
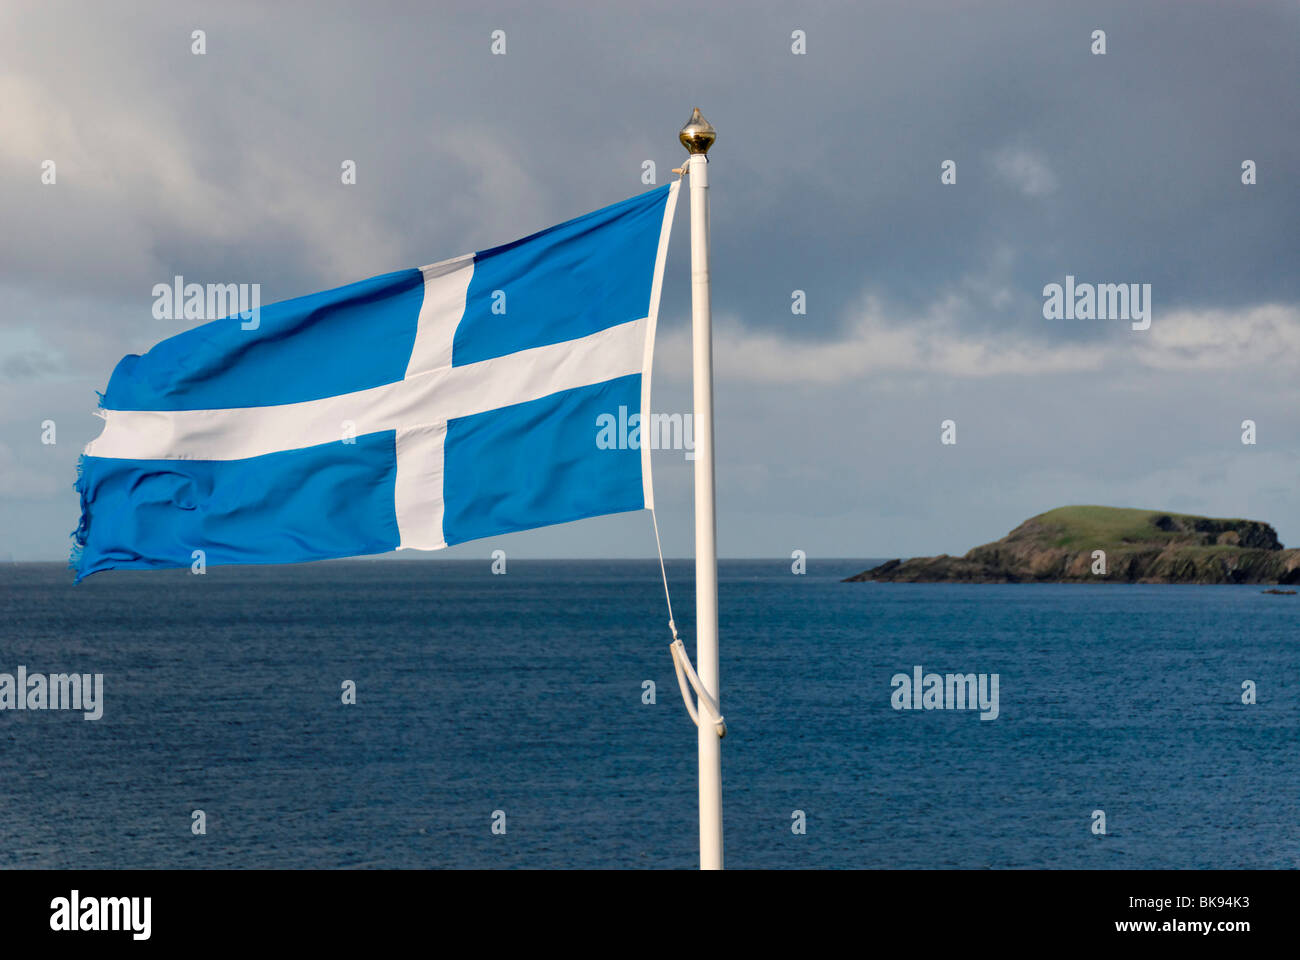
[849,505,1300,584]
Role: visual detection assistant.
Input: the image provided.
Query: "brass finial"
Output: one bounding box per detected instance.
[678,107,716,155]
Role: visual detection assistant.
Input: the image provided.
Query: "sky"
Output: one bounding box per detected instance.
[1,0,1297,563]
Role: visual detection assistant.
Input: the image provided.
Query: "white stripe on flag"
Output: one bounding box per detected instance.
[407,254,474,379]
[86,317,647,462]
[394,421,448,549]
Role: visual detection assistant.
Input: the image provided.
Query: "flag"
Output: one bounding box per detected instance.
[72,183,680,580]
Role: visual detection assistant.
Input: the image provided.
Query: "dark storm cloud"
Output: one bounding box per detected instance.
[0,0,1296,559]
[4,1,1296,340]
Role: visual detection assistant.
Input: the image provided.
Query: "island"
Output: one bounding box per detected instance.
[846,506,1300,584]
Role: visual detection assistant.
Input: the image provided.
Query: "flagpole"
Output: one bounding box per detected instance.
[679,108,723,870]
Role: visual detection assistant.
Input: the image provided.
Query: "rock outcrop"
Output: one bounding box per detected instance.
[846,506,1300,584]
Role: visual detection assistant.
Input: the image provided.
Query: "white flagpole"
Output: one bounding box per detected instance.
[679,107,723,870]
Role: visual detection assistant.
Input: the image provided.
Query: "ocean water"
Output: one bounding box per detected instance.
[1,559,1296,869]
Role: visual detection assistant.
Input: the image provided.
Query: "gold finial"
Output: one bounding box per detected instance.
[678,107,716,155]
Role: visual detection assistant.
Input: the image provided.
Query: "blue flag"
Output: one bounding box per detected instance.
[72,184,680,580]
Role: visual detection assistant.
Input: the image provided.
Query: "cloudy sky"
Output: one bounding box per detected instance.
[1,0,1297,563]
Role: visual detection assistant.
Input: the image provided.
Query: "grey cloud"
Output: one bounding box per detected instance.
[0,0,1296,559]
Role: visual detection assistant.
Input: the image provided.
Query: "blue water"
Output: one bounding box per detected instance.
[1,559,1296,869]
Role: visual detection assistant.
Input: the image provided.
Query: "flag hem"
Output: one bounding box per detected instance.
[640,179,681,511]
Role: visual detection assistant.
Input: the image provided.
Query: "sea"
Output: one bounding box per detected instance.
[1,559,1296,869]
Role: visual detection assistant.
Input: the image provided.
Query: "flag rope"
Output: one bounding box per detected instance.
[653,507,726,737]
[649,505,678,643]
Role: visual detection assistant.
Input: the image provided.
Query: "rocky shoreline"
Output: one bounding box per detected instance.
[846,506,1300,585]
